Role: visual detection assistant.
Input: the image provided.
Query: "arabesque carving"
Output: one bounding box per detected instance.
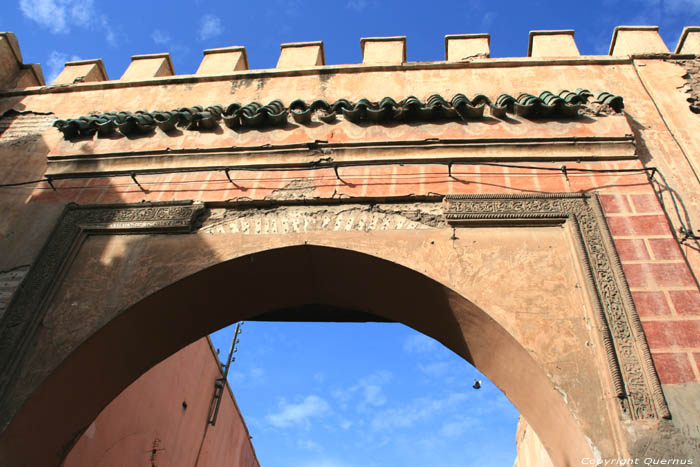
[444,193,670,421]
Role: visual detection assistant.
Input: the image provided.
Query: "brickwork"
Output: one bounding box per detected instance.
[0,111,53,142]
[600,190,700,385]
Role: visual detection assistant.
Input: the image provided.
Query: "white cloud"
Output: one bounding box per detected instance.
[361,384,386,407]
[626,0,700,26]
[297,438,322,451]
[69,0,92,27]
[333,370,392,410]
[19,0,118,46]
[480,11,496,32]
[199,14,222,41]
[151,29,171,46]
[46,50,81,83]
[346,0,369,11]
[403,333,438,354]
[370,392,468,432]
[99,16,117,47]
[418,361,450,378]
[440,417,477,438]
[227,366,265,386]
[665,0,700,14]
[266,395,330,428]
[301,458,357,467]
[20,0,67,33]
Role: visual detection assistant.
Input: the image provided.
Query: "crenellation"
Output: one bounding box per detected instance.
[2,25,698,88]
[2,25,698,89]
[52,58,107,85]
[609,26,670,56]
[120,53,174,81]
[445,33,490,60]
[528,30,580,57]
[197,46,249,74]
[276,41,325,69]
[361,36,406,64]
[675,26,700,54]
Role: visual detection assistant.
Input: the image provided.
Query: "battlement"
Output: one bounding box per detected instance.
[0,25,698,91]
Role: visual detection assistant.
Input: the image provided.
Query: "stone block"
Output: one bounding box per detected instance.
[669,290,700,316]
[675,26,700,54]
[623,263,696,288]
[644,320,700,349]
[0,32,22,86]
[632,291,672,317]
[648,238,683,260]
[528,30,580,57]
[52,59,107,85]
[196,46,249,75]
[606,214,671,236]
[444,34,490,60]
[651,353,696,384]
[361,36,406,64]
[599,194,632,214]
[614,238,650,261]
[120,53,174,81]
[15,63,45,87]
[609,26,670,56]
[276,41,324,69]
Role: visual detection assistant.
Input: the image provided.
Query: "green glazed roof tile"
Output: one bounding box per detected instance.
[53,89,624,140]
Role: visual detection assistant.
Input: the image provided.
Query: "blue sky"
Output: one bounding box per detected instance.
[4,1,699,466]
[209,322,518,467]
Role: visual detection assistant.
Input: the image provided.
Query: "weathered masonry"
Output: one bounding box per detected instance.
[0,26,699,466]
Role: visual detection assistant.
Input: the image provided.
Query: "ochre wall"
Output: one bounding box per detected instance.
[63,337,259,467]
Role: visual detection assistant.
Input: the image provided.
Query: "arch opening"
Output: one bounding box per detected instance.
[1,244,592,466]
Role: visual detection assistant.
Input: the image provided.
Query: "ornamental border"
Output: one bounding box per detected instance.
[0,201,204,430]
[444,193,669,421]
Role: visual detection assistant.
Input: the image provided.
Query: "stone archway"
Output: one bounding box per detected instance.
[0,195,667,466]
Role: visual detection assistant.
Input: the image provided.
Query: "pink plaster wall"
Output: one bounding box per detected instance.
[62,338,258,467]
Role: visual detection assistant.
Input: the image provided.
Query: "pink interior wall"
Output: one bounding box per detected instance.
[63,338,258,467]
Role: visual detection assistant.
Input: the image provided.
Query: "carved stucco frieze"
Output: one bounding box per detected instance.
[444,193,670,421]
[199,203,445,235]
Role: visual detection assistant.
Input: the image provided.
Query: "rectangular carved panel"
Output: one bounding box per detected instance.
[444,193,669,421]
